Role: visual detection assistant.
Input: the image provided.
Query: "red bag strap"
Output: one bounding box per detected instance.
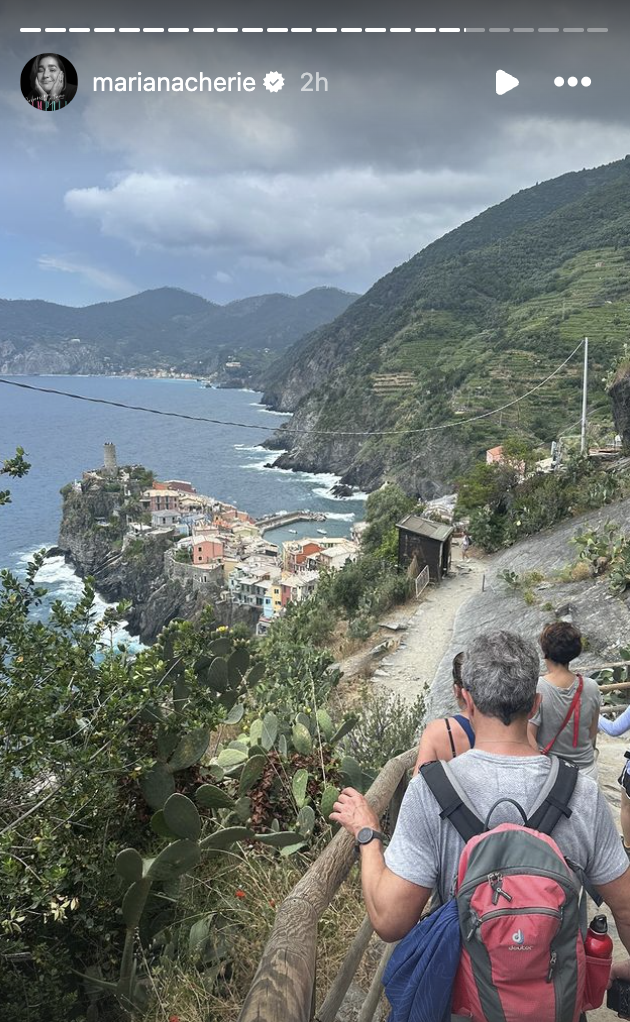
[542,674,584,755]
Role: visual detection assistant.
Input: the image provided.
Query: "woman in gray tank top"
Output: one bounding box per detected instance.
[528,622,601,778]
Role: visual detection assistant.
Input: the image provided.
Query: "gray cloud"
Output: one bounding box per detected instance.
[2,0,630,302]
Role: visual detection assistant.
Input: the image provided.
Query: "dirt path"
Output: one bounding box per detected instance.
[373,554,485,700]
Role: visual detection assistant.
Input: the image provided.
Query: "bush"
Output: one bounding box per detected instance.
[571,561,593,582]
[343,688,428,771]
[361,483,416,558]
[348,615,375,641]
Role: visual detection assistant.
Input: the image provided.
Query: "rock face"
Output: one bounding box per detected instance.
[428,496,630,718]
[267,410,470,498]
[0,339,109,376]
[57,484,258,644]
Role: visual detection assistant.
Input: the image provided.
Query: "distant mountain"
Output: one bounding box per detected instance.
[0,286,358,376]
[262,156,630,496]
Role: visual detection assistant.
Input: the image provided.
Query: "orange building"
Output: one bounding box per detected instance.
[282,539,322,573]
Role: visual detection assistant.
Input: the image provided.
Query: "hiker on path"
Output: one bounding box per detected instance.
[461,532,471,560]
[412,652,474,774]
[528,622,600,778]
[331,631,630,1019]
[599,703,630,859]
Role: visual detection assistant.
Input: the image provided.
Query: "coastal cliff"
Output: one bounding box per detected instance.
[261,157,630,497]
[57,478,257,644]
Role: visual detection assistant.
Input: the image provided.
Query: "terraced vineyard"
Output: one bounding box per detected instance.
[369,246,630,445]
[264,157,630,492]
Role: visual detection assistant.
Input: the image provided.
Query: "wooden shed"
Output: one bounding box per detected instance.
[396,514,453,584]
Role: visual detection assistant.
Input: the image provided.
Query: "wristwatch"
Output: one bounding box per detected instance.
[355,827,387,849]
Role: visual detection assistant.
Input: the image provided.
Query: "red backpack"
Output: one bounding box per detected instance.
[420,757,611,1022]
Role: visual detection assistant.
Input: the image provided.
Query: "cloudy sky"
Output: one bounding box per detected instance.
[2,0,630,306]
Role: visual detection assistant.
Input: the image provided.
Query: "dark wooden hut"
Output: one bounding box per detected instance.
[396,514,453,583]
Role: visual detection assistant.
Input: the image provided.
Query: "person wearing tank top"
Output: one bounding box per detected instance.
[413,652,475,774]
[528,621,600,778]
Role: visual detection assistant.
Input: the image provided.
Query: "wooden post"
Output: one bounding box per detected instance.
[356,942,396,1022]
[598,681,630,693]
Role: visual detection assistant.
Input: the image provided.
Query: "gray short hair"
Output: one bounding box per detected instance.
[462,631,539,725]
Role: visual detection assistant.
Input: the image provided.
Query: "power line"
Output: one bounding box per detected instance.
[0,341,584,438]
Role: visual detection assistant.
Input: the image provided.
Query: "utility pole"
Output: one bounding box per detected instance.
[580,337,589,455]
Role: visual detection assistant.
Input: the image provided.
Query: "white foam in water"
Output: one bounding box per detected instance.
[252,403,290,416]
[239,455,366,503]
[13,551,143,651]
[312,483,369,501]
[323,511,356,521]
[244,458,280,472]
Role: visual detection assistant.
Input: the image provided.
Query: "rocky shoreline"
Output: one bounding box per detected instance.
[56,483,258,644]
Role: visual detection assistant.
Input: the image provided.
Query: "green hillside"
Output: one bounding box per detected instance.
[263,158,630,494]
[0,286,358,376]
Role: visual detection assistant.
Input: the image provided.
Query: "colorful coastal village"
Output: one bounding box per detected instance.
[81,443,362,636]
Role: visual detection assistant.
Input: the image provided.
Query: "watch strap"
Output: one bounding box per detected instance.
[355,828,387,848]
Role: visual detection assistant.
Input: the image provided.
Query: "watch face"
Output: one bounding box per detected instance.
[357,827,373,844]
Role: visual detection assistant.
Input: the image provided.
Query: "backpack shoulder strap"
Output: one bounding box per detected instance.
[420,760,485,843]
[526,757,577,835]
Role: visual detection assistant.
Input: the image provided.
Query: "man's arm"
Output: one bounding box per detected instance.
[596,867,630,954]
[330,788,431,942]
[357,841,432,941]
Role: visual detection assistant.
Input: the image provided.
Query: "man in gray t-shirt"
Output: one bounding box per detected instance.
[331,630,630,973]
[384,749,623,905]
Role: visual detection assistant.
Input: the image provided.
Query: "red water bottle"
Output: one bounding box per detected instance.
[584,915,613,958]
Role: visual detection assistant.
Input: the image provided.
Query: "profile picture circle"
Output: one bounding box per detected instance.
[21,53,78,111]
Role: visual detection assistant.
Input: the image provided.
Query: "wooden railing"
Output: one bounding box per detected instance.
[238,746,416,1022]
[238,662,630,1021]
[414,565,430,600]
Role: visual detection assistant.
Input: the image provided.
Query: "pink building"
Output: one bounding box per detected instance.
[142,489,181,513]
[486,445,525,479]
[193,534,224,564]
[486,445,504,465]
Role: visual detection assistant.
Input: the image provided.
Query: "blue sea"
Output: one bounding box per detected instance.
[0,376,365,643]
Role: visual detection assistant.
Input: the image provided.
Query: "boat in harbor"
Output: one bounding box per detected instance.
[316,528,327,535]
[288,528,297,534]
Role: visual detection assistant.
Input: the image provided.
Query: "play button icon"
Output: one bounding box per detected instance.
[496,69,519,95]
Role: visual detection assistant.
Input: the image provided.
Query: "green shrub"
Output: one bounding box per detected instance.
[348,615,375,641]
[343,688,428,771]
[361,483,417,557]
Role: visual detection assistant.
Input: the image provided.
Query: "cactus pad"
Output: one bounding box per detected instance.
[141,762,176,810]
[167,729,209,773]
[163,793,202,841]
[147,839,201,881]
[115,847,143,884]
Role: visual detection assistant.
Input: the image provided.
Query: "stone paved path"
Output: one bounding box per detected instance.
[374,553,485,700]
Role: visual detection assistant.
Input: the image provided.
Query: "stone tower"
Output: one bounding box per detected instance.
[103,442,118,476]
